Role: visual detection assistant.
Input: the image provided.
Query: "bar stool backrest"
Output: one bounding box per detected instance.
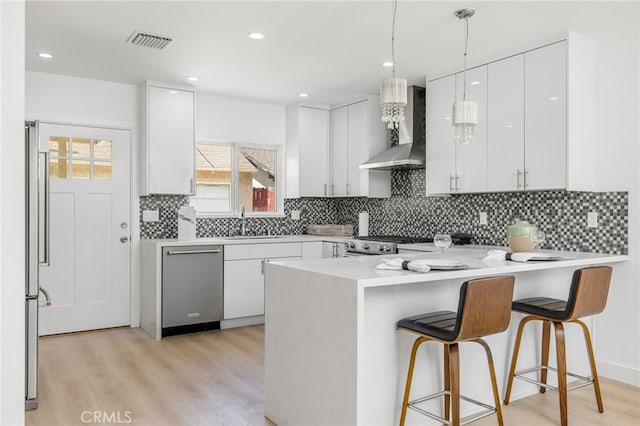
[566,266,613,320]
[456,276,515,341]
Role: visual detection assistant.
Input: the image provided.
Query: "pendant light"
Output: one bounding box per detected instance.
[452,8,477,144]
[380,0,407,130]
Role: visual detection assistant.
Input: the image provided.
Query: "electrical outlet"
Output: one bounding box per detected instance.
[479,212,488,225]
[291,210,301,220]
[587,212,598,228]
[142,209,159,222]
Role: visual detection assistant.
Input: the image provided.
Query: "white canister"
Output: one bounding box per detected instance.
[358,212,369,237]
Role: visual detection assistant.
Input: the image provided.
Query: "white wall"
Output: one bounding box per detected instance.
[196,93,285,145]
[0,1,26,424]
[591,22,640,385]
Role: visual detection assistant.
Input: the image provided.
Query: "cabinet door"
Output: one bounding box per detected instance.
[299,107,330,197]
[302,241,323,259]
[148,86,195,194]
[525,41,567,190]
[454,66,488,193]
[488,55,525,191]
[426,75,456,194]
[224,259,263,319]
[346,100,368,196]
[330,106,348,197]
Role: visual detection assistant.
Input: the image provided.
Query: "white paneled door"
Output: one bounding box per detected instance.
[38,123,131,335]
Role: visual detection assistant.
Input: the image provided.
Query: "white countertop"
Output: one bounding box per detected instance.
[267,246,627,288]
[141,234,349,247]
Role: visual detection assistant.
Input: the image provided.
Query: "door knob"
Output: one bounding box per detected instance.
[120,236,129,243]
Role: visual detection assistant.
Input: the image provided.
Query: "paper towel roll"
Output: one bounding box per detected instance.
[358,212,369,237]
[178,205,197,241]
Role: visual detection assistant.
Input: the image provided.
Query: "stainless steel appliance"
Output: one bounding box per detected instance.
[25,120,51,411]
[161,245,224,337]
[343,236,433,256]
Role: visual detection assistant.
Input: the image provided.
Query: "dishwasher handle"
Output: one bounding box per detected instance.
[166,249,222,255]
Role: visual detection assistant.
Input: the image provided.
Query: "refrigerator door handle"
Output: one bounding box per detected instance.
[39,151,50,266]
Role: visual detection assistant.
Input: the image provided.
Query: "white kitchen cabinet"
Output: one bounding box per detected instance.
[302,241,323,259]
[322,241,345,258]
[330,98,390,198]
[426,66,488,194]
[286,104,331,198]
[141,82,195,195]
[224,243,301,320]
[524,41,567,190]
[487,54,525,191]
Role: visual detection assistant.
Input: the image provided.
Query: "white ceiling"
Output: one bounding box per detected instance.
[26,1,638,105]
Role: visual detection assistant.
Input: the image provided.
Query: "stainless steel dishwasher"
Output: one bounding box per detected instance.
[162,245,223,337]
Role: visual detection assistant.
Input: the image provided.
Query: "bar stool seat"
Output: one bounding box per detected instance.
[398,275,515,426]
[504,266,613,426]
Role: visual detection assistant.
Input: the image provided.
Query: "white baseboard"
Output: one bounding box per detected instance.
[598,360,640,387]
[221,315,265,329]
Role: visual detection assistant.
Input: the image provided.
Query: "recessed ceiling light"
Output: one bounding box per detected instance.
[506,124,514,128]
[470,81,480,85]
[299,93,309,98]
[186,76,199,82]
[169,90,178,95]
[38,52,53,59]
[382,61,394,67]
[443,116,451,121]
[248,32,266,40]
[549,96,559,101]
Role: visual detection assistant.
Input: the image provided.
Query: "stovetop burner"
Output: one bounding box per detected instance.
[355,236,434,244]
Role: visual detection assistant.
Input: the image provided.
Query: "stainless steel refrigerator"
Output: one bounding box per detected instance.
[25,120,51,411]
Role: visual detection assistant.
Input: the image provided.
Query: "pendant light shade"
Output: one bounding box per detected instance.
[381,77,407,129]
[452,8,477,144]
[452,100,477,144]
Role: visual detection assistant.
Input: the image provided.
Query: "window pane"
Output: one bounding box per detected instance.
[72,138,91,159]
[50,157,68,179]
[49,137,69,157]
[93,140,112,160]
[94,161,112,180]
[72,160,91,179]
[239,147,276,213]
[193,144,232,213]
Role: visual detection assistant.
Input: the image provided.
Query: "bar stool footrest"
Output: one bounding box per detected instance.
[408,390,498,426]
[514,365,595,392]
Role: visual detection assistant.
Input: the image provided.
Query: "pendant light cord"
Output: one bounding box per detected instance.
[462,16,469,101]
[391,0,398,79]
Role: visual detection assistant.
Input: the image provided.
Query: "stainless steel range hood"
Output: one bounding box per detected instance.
[360,86,425,171]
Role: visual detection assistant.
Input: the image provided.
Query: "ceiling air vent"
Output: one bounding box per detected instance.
[127,31,173,50]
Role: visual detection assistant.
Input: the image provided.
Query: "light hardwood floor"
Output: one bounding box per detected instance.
[27,325,639,426]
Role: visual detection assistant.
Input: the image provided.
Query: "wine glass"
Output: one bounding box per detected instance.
[434,234,453,255]
[530,231,546,249]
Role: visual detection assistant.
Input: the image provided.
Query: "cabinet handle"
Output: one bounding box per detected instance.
[261,259,270,274]
[331,184,335,196]
[516,169,523,189]
[449,175,455,192]
[524,169,529,188]
[167,249,221,255]
[346,183,351,195]
[454,175,460,192]
[190,178,196,194]
[324,184,327,197]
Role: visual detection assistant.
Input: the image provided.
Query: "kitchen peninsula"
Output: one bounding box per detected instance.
[263,246,626,425]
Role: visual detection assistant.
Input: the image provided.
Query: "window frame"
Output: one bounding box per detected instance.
[191,139,284,218]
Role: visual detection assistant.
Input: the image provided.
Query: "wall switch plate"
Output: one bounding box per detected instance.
[587,212,598,228]
[479,212,488,225]
[291,210,301,220]
[142,209,160,222]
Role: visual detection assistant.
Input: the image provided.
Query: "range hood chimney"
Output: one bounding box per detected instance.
[360,86,425,171]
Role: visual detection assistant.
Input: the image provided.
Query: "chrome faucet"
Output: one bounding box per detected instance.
[239,205,247,236]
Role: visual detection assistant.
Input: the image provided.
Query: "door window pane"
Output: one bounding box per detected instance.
[72,138,91,159]
[72,160,91,179]
[93,140,112,160]
[93,161,112,180]
[49,137,69,157]
[50,158,68,179]
[239,147,276,213]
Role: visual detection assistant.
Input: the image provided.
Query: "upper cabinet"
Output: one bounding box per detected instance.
[427,35,594,194]
[141,82,196,195]
[286,97,390,199]
[285,104,331,198]
[425,66,487,194]
[330,98,390,198]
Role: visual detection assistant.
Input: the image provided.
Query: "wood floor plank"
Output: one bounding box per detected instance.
[27,325,639,425]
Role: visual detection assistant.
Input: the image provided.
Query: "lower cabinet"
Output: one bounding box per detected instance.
[223,243,302,321]
[322,241,345,258]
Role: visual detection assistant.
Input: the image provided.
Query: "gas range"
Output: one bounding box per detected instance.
[344,236,434,256]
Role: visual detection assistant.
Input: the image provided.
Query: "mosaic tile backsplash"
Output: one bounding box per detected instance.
[140,169,628,255]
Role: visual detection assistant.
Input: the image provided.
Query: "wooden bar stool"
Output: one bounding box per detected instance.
[503,266,613,426]
[398,275,515,426]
